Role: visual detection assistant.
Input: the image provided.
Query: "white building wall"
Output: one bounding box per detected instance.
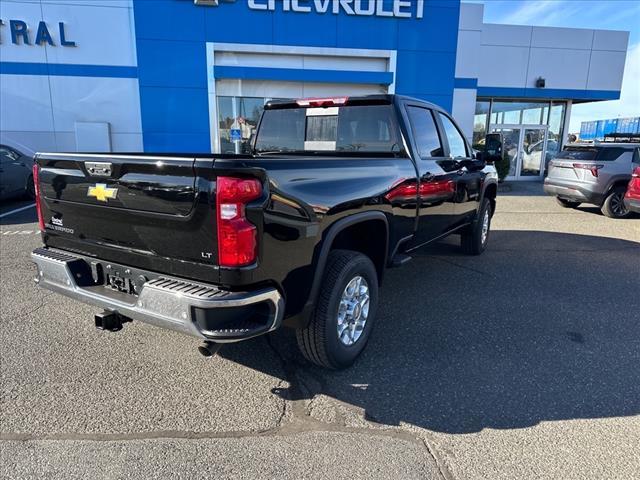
[453,2,483,139]
[0,0,142,153]
[478,23,628,91]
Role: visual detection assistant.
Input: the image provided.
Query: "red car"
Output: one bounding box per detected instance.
[624,166,640,214]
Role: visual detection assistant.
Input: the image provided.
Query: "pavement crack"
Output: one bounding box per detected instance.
[419,435,456,480]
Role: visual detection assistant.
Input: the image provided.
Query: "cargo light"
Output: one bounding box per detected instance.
[296,97,348,107]
[32,164,45,232]
[573,163,604,177]
[216,176,262,267]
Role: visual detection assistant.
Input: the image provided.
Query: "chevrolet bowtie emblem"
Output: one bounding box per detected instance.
[87,183,118,202]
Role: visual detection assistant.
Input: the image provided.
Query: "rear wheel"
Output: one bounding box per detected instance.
[601,187,631,219]
[296,250,378,370]
[461,198,492,255]
[556,197,581,208]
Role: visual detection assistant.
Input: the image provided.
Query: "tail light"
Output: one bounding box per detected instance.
[385,179,455,202]
[32,164,45,232]
[573,163,604,177]
[626,167,640,199]
[216,176,262,267]
[296,97,348,107]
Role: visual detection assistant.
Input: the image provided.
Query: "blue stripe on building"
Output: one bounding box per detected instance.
[0,62,138,78]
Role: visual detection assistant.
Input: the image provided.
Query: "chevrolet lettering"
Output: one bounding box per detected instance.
[195,0,425,19]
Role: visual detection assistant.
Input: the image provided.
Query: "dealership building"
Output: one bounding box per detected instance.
[0,0,630,180]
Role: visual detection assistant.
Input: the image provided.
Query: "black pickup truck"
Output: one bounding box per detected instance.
[31,95,498,369]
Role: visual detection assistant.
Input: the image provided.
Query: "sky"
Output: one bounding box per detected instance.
[471,0,640,132]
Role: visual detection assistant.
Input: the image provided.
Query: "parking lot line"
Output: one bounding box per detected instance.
[0,203,36,219]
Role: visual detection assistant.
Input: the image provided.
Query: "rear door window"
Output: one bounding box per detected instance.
[406,106,443,158]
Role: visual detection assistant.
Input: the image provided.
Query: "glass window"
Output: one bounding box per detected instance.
[473,101,490,150]
[633,148,640,164]
[438,113,468,158]
[407,106,443,158]
[556,148,597,160]
[546,102,566,165]
[217,96,267,153]
[490,101,550,125]
[255,104,401,154]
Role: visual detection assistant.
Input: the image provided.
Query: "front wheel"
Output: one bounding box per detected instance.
[296,250,379,370]
[461,198,492,255]
[601,187,631,219]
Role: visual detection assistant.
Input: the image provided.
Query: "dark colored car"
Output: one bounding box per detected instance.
[31,95,499,369]
[624,166,640,214]
[0,144,35,200]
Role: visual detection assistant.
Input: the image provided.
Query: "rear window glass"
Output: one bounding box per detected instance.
[557,147,629,161]
[255,105,401,154]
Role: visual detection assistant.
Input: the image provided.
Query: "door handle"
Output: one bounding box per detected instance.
[422,172,435,182]
[457,169,465,175]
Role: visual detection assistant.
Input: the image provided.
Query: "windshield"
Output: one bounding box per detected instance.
[255,104,402,154]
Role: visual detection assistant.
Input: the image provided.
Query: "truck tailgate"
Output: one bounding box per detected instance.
[36,153,220,282]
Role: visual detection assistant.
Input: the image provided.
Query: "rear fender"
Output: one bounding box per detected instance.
[284,211,388,329]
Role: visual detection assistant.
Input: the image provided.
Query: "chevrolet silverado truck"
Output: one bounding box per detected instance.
[31,95,498,369]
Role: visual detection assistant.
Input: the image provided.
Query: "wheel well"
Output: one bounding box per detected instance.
[607,179,630,194]
[330,219,387,282]
[484,183,497,214]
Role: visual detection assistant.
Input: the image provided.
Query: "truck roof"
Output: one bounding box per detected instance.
[265,94,446,112]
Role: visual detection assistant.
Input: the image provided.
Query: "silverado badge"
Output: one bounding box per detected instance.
[87,183,118,202]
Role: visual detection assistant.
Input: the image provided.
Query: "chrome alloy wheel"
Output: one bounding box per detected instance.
[337,276,370,346]
[610,192,628,217]
[481,208,490,245]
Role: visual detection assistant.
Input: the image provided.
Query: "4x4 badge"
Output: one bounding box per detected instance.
[87,183,118,202]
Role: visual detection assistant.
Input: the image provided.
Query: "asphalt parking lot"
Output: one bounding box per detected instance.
[1,184,639,480]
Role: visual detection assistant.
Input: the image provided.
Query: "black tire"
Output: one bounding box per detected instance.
[556,197,581,208]
[25,175,35,200]
[461,198,492,255]
[601,187,631,219]
[296,250,379,370]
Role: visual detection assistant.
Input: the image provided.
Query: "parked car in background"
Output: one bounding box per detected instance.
[624,166,640,215]
[544,142,640,218]
[0,144,35,200]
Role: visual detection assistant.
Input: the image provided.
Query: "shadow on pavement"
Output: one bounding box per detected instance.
[222,230,640,434]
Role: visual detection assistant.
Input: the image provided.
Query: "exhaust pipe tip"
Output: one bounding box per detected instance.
[198,341,222,358]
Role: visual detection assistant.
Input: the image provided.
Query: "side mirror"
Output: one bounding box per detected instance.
[483,133,503,164]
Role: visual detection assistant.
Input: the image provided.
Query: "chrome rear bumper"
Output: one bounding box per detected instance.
[31,247,284,342]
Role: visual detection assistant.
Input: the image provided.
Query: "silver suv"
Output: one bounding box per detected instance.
[544,143,640,218]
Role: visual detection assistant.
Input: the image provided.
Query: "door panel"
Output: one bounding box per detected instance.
[437,112,480,223]
[403,105,457,247]
[0,147,27,198]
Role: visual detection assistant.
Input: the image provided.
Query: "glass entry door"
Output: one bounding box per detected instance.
[490,124,548,180]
